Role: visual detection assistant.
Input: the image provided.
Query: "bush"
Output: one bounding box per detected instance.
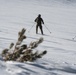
[1,28,47,62]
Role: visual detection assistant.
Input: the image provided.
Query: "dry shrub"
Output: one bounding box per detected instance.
[1,28,47,62]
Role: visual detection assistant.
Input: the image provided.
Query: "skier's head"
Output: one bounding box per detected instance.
[38,14,41,18]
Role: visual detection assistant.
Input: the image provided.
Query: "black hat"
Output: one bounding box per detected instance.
[38,14,41,17]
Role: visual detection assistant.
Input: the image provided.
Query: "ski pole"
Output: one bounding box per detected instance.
[28,25,34,32]
[44,24,51,33]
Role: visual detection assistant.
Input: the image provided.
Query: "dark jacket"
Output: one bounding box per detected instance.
[35,17,44,26]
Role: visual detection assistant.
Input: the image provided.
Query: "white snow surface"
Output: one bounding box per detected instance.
[0,0,76,75]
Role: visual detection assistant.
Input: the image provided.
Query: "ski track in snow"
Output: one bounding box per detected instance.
[0,0,76,75]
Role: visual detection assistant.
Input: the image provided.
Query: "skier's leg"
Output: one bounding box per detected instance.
[36,25,38,34]
[40,26,43,35]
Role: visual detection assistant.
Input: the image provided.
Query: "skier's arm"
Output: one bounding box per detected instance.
[34,18,37,22]
[41,18,44,24]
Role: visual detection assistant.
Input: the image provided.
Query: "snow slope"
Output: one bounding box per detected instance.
[0,0,76,75]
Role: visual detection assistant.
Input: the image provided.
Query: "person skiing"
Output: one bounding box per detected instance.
[35,14,44,35]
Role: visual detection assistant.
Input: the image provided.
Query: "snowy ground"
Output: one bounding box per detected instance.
[0,0,76,75]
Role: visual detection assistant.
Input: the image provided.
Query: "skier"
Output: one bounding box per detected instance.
[35,14,44,35]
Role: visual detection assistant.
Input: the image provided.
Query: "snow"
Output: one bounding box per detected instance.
[0,0,76,75]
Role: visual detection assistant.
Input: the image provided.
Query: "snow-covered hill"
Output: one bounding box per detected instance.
[0,0,76,75]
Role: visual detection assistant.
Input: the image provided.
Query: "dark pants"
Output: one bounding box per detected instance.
[36,25,43,35]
